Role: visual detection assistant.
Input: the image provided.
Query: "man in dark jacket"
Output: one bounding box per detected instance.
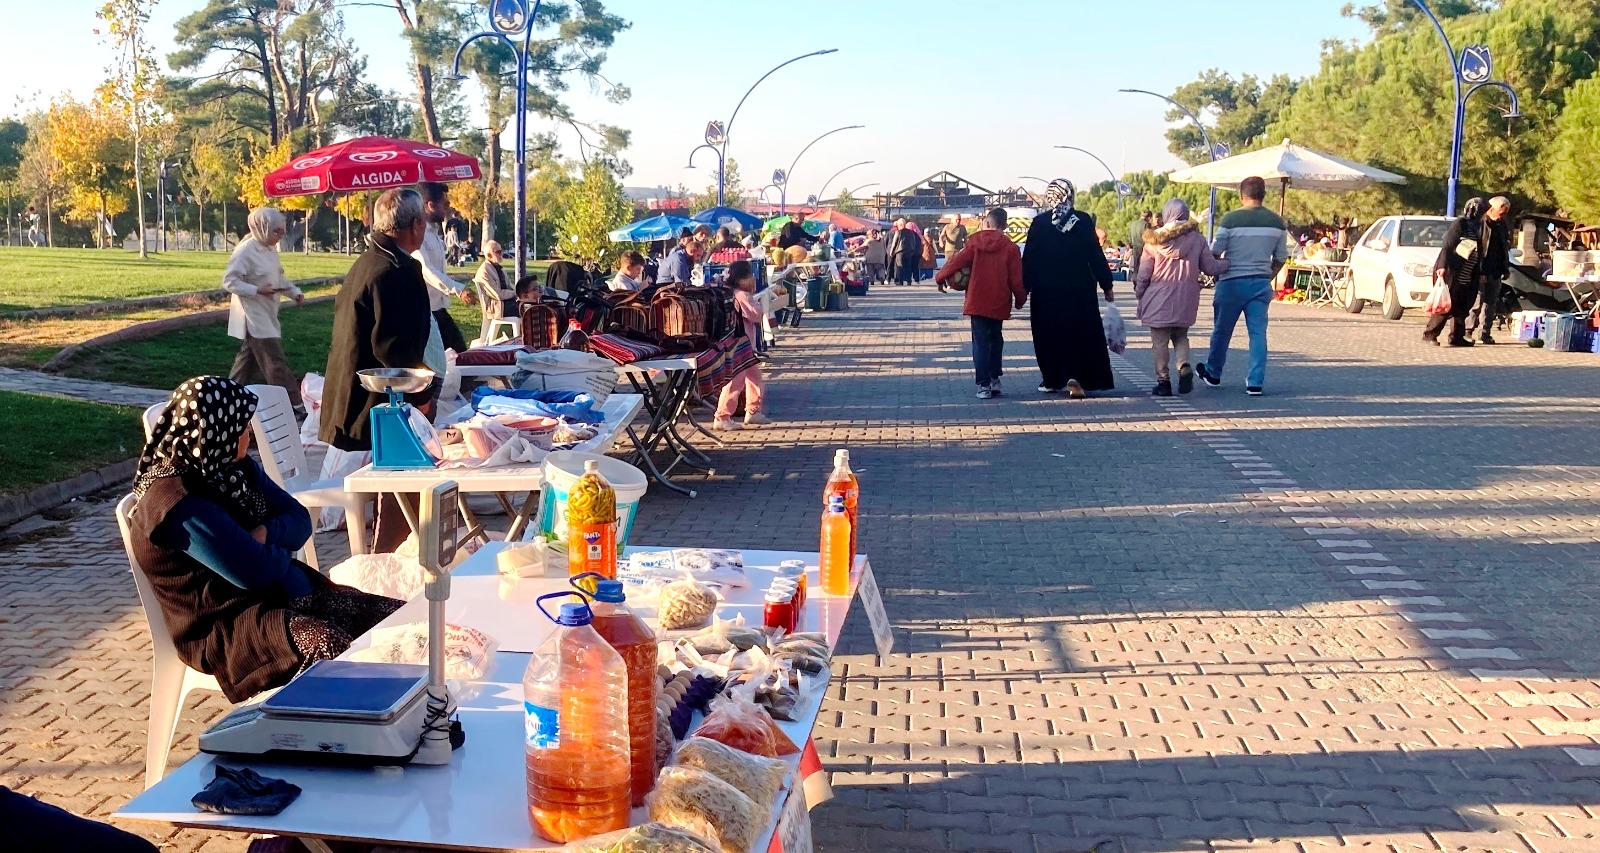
[1475,196,1513,344]
[321,187,435,453]
[887,220,922,286]
[777,212,813,251]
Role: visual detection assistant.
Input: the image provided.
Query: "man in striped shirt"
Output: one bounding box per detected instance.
[1196,176,1291,396]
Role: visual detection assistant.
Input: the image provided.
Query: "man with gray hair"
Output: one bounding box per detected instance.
[321,187,436,457]
[1476,195,1513,344]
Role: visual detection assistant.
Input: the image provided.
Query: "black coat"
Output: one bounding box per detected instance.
[320,234,435,452]
[888,229,921,264]
[778,221,813,250]
[1023,211,1116,391]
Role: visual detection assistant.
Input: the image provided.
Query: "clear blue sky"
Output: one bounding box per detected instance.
[0,1,1370,198]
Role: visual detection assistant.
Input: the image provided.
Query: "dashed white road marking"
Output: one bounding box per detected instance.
[1420,628,1495,641]
[1362,580,1424,590]
[1443,647,1524,661]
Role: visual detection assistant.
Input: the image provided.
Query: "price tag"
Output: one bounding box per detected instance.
[856,560,894,657]
[775,786,814,853]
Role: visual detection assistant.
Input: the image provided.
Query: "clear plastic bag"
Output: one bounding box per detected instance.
[646,766,763,853]
[673,737,788,807]
[350,622,497,681]
[1102,303,1128,354]
[693,677,798,758]
[657,576,717,631]
[560,821,717,853]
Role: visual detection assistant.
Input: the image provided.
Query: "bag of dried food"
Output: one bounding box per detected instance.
[646,766,763,853]
[673,736,788,807]
[693,677,798,758]
[560,820,717,852]
[656,574,718,631]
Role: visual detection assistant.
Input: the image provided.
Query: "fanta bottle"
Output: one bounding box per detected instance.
[524,593,630,842]
[567,461,617,580]
[823,449,860,563]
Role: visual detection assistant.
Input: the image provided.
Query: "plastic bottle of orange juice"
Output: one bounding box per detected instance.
[524,592,630,842]
[823,449,859,562]
[820,495,852,596]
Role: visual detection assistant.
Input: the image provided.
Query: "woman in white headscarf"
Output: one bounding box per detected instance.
[223,207,307,416]
[1022,179,1115,398]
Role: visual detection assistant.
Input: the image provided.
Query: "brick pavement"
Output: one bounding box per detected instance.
[6,284,1600,852]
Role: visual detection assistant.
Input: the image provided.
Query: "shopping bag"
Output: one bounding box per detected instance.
[1424,280,1453,316]
[1102,303,1127,354]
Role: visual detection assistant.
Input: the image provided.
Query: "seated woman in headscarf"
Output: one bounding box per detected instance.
[127,376,403,703]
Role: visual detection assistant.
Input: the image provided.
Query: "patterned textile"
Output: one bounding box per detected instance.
[134,376,266,525]
[1044,178,1081,234]
[589,333,665,364]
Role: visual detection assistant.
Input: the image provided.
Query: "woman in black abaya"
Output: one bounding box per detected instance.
[1023,179,1115,398]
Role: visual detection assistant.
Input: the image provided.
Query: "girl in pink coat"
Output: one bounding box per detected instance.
[1135,199,1229,395]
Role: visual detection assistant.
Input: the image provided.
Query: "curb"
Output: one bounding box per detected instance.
[42,293,338,372]
[5,275,344,322]
[0,458,137,529]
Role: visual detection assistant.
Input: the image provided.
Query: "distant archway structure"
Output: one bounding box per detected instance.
[868,171,1034,221]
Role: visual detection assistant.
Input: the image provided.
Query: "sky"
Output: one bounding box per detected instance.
[0,0,1371,199]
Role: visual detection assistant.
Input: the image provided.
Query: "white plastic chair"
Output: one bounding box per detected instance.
[245,384,368,565]
[472,276,520,347]
[115,493,222,789]
[141,402,165,439]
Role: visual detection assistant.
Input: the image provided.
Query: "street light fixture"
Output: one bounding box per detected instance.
[1119,88,1218,238]
[816,160,873,204]
[1410,0,1521,216]
[691,48,838,207]
[777,124,864,214]
[448,0,545,283]
[1054,146,1123,209]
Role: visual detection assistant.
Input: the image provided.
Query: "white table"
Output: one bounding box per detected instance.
[343,393,644,546]
[1546,275,1600,316]
[116,544,870,853]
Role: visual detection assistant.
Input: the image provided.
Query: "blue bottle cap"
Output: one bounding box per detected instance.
[557,602,593,626]
[592,580,626,603]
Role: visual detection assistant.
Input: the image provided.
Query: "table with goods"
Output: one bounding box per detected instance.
[117,451,886,853]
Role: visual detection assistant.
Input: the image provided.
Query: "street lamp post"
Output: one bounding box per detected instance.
[1054,146,1123,209]
[449,0,545,284]
[1119,88,1218,238]
[1410,0,1522,217]
[778,125,864,214]
[694,49,838,208]
[816,160,873,205]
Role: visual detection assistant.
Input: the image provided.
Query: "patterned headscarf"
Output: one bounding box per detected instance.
[133,376,267,525]
[1044,179,1080,233]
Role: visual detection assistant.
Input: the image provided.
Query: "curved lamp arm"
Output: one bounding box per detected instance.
[723,49,839,144]
[1466,80,1522,118]
[817,160,873,203]
[786,125,865,191]
[1117,89,1215,161]
[686,143,723,170]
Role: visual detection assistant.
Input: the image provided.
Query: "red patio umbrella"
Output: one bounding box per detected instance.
[261,135,482,198]
[806,208,885,233]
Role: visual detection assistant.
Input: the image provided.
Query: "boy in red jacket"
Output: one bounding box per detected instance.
[935,208,1026,399]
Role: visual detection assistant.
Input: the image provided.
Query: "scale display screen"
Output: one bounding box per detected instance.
[263,660,427,722]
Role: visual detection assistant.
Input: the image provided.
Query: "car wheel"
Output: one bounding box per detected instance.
[1345,288,1365,314]
[1382,278,1404,320]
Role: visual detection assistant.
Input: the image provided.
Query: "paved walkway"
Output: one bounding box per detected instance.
[6,285,1600,852]
[0,366,166,407]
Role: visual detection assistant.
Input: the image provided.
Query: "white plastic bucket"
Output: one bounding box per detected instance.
[1552,250,1585,279]
[535,451,648,549]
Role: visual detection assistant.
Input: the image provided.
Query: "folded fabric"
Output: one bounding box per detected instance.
[470,386,603,423]
[456,344,528,366]
[191,767,301,816]
[589,333,664,364]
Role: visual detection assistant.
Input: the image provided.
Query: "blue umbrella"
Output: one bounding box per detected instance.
[609,214,699,242]
[691,206,764,233]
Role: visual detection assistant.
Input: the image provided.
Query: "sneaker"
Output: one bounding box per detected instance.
[1448,338,1474,348]
[1195,363,1221,388]
[1152,380,1173,397]
[1177,365,1194,394]
[743,412,773,427]
[1066,379,1086,399]
[976,387,997,399]
[712,418,738,430]
[1245,387,1263,396]
[1479,334,1497,345]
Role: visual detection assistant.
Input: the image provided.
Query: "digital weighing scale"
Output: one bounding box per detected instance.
[358,367,438,470]
[200,481,465,765]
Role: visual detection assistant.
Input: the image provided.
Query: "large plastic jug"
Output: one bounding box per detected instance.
[573,573,659,805]
[524,592,631,842]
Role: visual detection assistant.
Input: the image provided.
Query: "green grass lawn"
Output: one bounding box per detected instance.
[55,300,486,391]
[0,390,141,494]
[0,247,358,313]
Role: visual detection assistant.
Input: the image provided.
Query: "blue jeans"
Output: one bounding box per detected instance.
[1205,276,1273,389]
[970,316,1004,387]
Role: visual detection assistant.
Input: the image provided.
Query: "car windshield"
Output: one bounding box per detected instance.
[1398,220,1449,248]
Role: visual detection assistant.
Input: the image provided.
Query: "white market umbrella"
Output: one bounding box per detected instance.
[1168,138,1405,212]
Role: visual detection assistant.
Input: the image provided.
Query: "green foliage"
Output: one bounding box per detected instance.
[1075,171,1239,245]
[556,159,631,267]
[1550,75,1600,223]
[1341,0,1493,36]
[833,187,864,215]
[0,390,139,495]
[687,159,743,212]
[1166,71,1300,165]
[0,247,355,313]
[0,120,26,184]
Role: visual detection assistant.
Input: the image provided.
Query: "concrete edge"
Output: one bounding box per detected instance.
[41,293,339,372]
[0,458,137,529]
[6,275,343,322]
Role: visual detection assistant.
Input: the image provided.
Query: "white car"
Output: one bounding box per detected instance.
[1347,215,1452,319]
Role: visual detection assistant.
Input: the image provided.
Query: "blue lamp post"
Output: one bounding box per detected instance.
[1054,145,1123,210]
[777,125,864,214]
[689,49,838,207]
[1409,0,1521,217]
[1119,88,1218,238]
[448,0,544,284]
